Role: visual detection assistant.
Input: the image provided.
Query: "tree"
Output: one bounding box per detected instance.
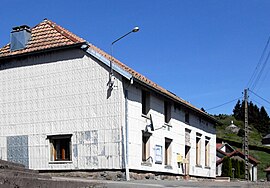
[259,106,270,135]
[239,160,245,179]
[231,159,240,179]
[233,100,243,120]
[222,157,232,177]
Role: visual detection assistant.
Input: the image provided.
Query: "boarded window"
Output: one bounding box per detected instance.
[142,90,150,115]
[142,131,151,162]
[165,138,172,165]
[196,134,201,166]
[205,137,210,167]
[48,135,72,161]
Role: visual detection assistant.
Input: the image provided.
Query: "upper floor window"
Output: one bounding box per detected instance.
[142,90,150,116]
[185,112,189,124]
[164,101,171,123]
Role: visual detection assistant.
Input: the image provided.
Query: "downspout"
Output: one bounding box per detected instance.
[124,88,130,181]
[123,78,133,181]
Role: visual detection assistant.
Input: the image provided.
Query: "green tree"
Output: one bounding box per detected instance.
[233,100,243,120]
[259,106,270,135]
[231,159,240,179]
[239,160,245,179]
[222,157,232,177]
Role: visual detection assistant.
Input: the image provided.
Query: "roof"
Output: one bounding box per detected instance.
[265,167,270,172]
[0,19,85,58]
[216,143,223,150]
[216,148,260,165]
[0,19,218,124]
[263,134,270,139]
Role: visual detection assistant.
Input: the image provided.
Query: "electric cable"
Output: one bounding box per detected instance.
[206,97,242,111]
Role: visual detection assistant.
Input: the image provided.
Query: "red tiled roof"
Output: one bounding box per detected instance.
[0,19,85,58]
[216,148,260,165]
[216,143,223,149]
[0,19,218,122]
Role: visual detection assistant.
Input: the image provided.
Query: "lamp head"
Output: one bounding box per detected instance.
[132,26,139,32]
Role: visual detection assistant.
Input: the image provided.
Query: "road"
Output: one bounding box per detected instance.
[52,177,270,188]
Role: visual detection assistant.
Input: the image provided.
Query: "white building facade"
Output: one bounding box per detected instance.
[0,19,217,178]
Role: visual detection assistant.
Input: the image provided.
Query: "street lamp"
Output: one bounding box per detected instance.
[109,26,140,87]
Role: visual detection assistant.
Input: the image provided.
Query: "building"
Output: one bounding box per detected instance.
[216,143,259,181]
[0,19,218,179]
[264,166,270,181]
[262,134,270,146]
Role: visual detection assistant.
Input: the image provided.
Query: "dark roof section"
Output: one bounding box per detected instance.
[0,19,219,124]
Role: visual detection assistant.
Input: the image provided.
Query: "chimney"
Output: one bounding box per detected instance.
[10,25,31,51]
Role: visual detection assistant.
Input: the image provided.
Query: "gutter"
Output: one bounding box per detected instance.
[132,77,220,125]
[0,42,86,62]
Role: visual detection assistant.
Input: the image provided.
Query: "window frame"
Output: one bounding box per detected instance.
[47,134,72,162]
[142,131,152,162]
[196,133,202,166]
[164,137,172,166]
[164,101,171,124]
[205,137,210,167]
[142,90,150,116]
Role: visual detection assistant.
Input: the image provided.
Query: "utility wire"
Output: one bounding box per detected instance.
[250,98,270,111]
[206,97,242,111]
[247,36,270,90]
[250,48,270,91]
[249,89,270,106]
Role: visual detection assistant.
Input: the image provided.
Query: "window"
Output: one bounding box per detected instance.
[142,131,151,162]
[196,134,201,166]
[48,135,72,161]
[165,138,172,166]
[164,101,171,123]
[185,112,189,124]
[205,137,210,167]
[142,90,150,116]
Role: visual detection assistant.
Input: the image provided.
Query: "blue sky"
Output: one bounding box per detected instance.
[1,0,270,115]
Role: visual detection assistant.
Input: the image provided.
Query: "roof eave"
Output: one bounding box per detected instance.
[133,77,220,125]
[0,42,86,62]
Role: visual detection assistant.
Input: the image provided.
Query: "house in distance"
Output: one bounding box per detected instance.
[0,19,218,180]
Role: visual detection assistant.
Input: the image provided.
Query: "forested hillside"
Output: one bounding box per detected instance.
[214,100,270,180]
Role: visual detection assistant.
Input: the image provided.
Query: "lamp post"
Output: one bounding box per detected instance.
[109,27,139,181]
[109,26,139,84]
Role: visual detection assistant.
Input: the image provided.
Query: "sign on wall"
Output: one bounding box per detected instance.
[155,145,162,164]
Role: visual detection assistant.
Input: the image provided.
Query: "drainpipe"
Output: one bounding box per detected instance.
[124,89,130,181]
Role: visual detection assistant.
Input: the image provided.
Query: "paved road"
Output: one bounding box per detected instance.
[52,177,270,188]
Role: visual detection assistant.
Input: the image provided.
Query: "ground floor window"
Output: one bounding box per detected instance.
[142,131,152,162]
[205,137,210,167]
[47,134,72,161]
[165,138,172,166]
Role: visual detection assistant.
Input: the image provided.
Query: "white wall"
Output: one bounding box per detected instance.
[0,49,125,170]
[126,85,216,178]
